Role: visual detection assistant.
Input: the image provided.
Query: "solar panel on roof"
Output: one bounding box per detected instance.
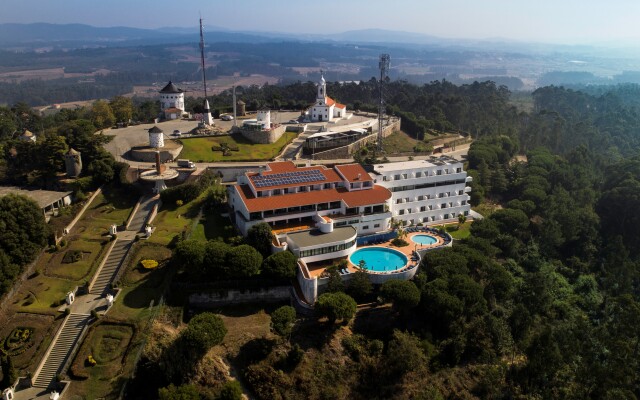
[251,169,327,188]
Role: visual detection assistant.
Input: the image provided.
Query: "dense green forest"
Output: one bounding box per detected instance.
[197,82,640,399]
[3,79,640,398]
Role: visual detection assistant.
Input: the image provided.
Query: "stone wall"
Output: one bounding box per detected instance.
[188,286,291,307]
[238,124,287,144]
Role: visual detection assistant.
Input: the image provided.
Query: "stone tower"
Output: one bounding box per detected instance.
[148,126,165,148]
[236,100,246,117]
[64,148,82,178]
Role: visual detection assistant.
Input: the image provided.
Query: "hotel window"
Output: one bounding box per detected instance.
[405,197,410,203]
[300,186,307,192]
[462,200,467,205]
[324,183,331,189]
[273,189,281,195]
[437,170,443,175]
[458,190,464,195]
[394,174,401,180]
[402,173,408,179]
[374,223,380,228]
[383,176,390,181]
[363,225,369,230]
[429,205,433,210]
[396,199,403,204]
[457,167,462,173]
[416,172,422,178]
[418,195,425,201]
[420,206,426,212]
[441,203,447,209]
[399,210,405,215]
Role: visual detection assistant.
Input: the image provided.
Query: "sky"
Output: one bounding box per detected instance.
[1,0,639,45]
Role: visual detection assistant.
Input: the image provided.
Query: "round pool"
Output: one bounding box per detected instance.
[349,247,408,272]
[411,234,438,245]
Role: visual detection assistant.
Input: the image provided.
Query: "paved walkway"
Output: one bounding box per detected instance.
[16,195,160,399]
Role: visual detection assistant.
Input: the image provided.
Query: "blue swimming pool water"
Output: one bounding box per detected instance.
[411,234,438,245]
[349,247,408,272]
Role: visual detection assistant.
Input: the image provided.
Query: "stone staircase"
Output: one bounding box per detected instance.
[89,238,133,296]
[128,195,157,232]
[32,314,92,389]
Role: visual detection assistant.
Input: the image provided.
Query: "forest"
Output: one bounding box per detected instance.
[198,82,640,399]
[2,78,640,398]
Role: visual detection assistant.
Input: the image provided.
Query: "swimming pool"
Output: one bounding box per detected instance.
[349,247,408,272]
[411,234,438,245]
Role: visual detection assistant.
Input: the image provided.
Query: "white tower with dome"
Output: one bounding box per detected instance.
[309,72,347,122]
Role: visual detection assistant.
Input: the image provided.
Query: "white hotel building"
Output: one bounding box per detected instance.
[371,156,472,226]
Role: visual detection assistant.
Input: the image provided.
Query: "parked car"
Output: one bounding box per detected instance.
[221,114,234,121]
[177,159,196,168]
[171,129,182,136]
[287,119,299,124]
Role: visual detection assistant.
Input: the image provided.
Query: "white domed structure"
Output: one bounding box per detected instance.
[159,81,185,120]
[148,126,165,148]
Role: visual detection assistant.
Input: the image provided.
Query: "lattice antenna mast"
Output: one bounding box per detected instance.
[199,17,208,99]
[378,54,390,152]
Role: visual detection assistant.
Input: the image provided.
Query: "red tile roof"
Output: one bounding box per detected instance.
[334,164,373,183]
[325,97,336,106]
[247,162,342,190]
[235,184,391,213]
[335,103,346,109]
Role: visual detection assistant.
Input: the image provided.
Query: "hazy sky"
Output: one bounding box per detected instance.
[1,0,639,44]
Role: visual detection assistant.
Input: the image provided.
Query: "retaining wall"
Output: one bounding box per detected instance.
[188,286,291,306]
[238,125,287,144]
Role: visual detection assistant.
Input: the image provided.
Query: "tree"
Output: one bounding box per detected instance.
[180,312,227,357]
[325,266,345,293]
[246,222,273,257]
[88,159,114,184]
[91,99,115,129]
[109,96,133,124]
[225,244,262,278]
[385,330,427,377]
[0,194,48,267]
[261,251,297,280]
[1,356,17,388]
[347,269,372,301]
[270,305,296,338]
[315,292,357,324]
[381,279,421,313]
[203,240,230,279]
[158,384,200,400]
[216,380,243,400]
[174,240,206,272]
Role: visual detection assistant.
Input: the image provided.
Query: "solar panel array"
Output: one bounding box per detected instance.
[251,170,326,188]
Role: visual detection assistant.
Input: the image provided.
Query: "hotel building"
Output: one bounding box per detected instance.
[371,156,472,226]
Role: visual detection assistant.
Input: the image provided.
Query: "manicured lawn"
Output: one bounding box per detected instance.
[147,195,204,246]
[0,313,62,372]
[446,221,472,240]
[68,321,138,399]
[14,275,76,314]
[178,131,297,162]
[75,187,138,241]
[191,210,235,242]
[110,243,172,322]
[43,240,105,281]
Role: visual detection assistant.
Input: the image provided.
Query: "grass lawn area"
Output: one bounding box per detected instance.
[148,195,204,246]
[13,275,76,314]
[75,186,138,241]
[446,221,472,240]
[68,321,138,399]
[42,239,105,281]
[178,131,297,162]
[0,313,62,372]
[110,243,172,322]
[383,131,421,153]
[191,210,235,242]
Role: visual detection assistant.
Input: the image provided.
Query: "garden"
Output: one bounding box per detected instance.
[0,313,62,373]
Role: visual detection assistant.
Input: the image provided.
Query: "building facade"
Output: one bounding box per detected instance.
[159,81,185,119]
[309,73,347,122]
[371,157,473,226]
[228,161,393,262]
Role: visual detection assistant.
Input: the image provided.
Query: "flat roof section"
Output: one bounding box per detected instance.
[0,186,72,208]
[288,226,357,249]
[373,156,462,173]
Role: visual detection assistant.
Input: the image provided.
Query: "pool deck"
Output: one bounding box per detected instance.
[306,229,445,278]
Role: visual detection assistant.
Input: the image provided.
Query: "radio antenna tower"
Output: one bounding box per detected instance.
[378,54,390,152]
[199,17,213,126]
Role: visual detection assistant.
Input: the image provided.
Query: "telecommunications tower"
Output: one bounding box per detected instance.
[199,17,214,126]
[378,54,390,152]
